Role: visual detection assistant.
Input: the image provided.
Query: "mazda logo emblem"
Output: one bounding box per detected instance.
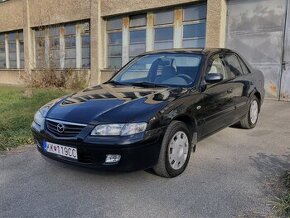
[56,123,65,133]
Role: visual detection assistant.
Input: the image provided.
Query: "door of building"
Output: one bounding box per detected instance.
[281,0,290,100]
[226,0,288,100]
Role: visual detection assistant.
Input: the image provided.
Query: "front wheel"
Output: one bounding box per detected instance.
[240,96,260,129]
[153,121,192,178]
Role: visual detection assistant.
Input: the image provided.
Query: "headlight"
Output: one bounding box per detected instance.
[91,123,147,136]
[33,110,45,127]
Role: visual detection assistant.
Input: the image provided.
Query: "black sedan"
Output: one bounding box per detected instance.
[32,48,265,177]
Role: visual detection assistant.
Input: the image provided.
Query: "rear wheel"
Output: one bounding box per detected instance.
[153,121,193,178]
[240,96,260,129]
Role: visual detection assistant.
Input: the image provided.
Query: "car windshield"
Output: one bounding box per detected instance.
[110,53,202,87]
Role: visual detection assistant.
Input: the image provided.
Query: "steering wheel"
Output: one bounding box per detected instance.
[176,74,194,83]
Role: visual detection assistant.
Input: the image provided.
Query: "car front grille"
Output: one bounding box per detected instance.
[46,119,87,138]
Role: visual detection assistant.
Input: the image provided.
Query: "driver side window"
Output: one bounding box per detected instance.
[208,57,227,80]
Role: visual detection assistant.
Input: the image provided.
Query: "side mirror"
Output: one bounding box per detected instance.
[205,73,224,84]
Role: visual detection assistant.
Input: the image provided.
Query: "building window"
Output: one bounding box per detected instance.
[182,4,207,48]
[105,4,207,68]
[35,29,46,68]
[0,34,5,69]
[49,26,60,68]
[80,22,90,68]
[0,31,24,69]
[34,21,90,69]
[107,17,123,69]
[129,14,146,60]
[64,24,76,68]
[154,10,174,50]
[8,33,17,69]
[19,32,24,68]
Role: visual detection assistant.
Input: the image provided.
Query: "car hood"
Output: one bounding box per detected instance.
[46,84,187,124]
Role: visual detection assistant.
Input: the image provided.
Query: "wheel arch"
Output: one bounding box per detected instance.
[252,90,262,112]
[171,114,198,145]
[254,91,261,103]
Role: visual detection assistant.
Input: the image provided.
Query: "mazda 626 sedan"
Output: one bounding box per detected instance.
[32,48,265,177]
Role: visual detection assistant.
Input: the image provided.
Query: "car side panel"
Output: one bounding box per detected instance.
[198,82,236,139]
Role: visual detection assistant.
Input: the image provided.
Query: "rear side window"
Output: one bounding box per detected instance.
[238,57,251,74]
[224,54,243,78]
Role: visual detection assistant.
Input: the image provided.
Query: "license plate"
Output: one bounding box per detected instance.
[43,141,78,160]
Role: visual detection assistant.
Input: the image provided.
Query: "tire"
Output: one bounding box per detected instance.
[240,96,260,129]
[153,121,193,178]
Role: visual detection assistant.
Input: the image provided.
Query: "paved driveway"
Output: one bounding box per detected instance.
[1,100,290,218]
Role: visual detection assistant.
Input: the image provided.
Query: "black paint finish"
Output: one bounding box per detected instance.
[32,48,265,171]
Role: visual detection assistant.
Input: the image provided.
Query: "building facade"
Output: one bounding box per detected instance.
[0,0,289,101]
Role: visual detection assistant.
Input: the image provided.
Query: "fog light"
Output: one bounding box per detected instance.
[105,154,121,163]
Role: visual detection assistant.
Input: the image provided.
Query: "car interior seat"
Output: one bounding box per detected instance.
[154,66,177,83]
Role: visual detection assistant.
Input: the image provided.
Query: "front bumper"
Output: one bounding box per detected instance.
[32,127,165,172]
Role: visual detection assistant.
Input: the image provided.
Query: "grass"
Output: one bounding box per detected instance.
[271,171,290,217]
[0,85,70,151]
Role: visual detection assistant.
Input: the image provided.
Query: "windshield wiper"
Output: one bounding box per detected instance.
[105,81,127,86]
[106,81,168,88]
[129,82,168,88]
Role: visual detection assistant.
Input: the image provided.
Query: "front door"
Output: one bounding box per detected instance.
[199,55,236,138]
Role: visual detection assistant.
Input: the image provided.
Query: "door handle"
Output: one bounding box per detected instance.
[227,88,233,94]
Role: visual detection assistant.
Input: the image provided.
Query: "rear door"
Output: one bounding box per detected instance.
[223,53,249,122]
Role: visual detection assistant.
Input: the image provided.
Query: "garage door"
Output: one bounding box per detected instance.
[226,0,286,100]
[281,1,290,100]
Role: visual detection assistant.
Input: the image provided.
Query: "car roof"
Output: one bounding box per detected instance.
[142,48,234,56]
